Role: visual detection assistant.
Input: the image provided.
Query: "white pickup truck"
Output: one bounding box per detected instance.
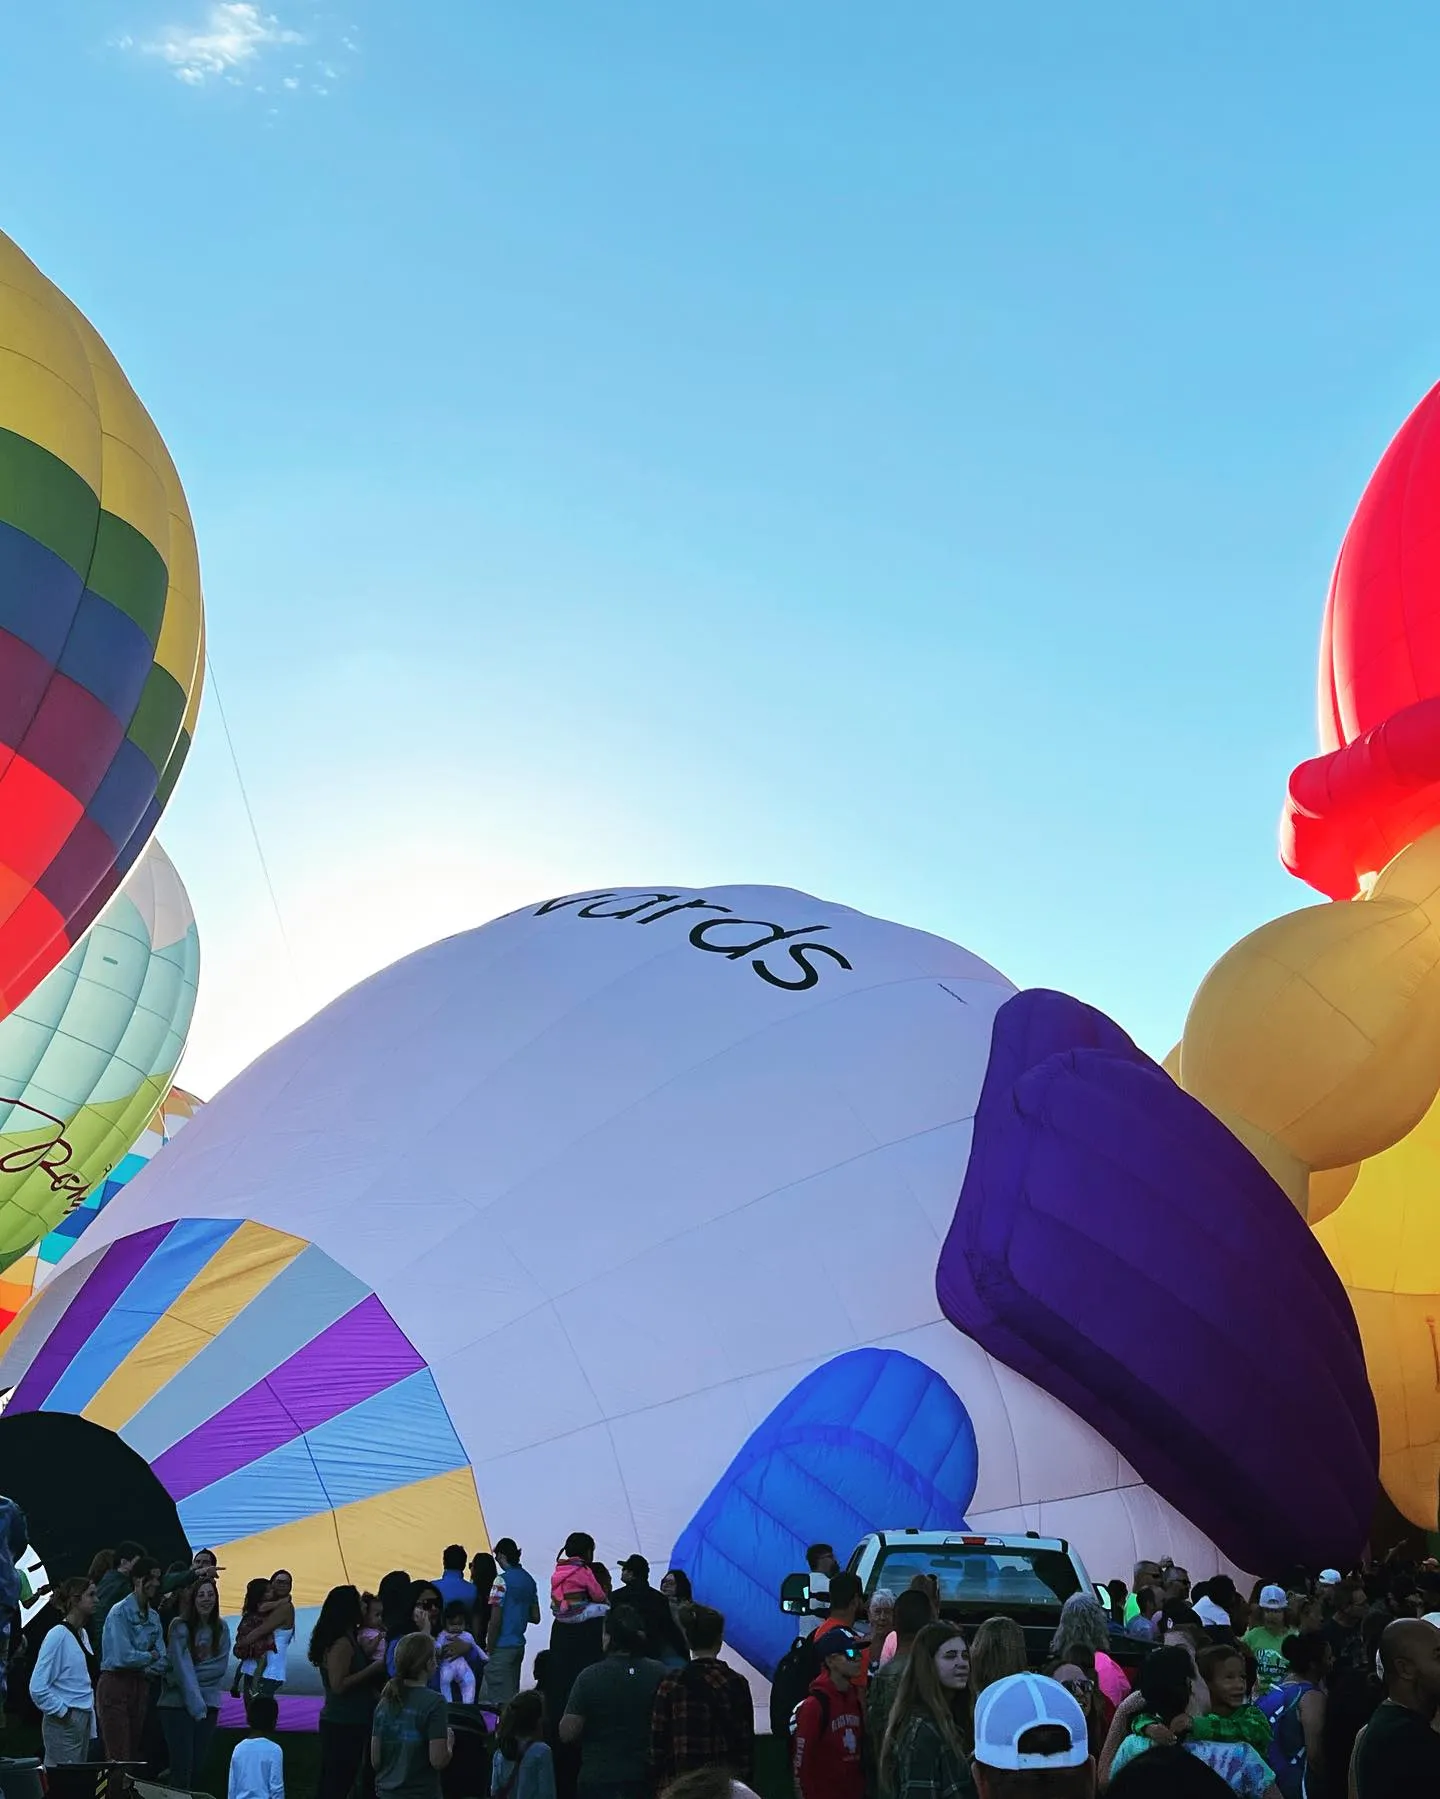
[782,1528,1116,1667]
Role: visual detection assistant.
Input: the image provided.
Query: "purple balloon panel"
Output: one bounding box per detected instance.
[936,987,1378,1572]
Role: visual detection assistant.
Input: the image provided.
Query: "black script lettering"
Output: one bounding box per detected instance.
[637,899,733,925]
[689,918,828,961]
[578,893,683,919]
[534,892,618,916]
[0,1098,92,1197]
[753,942,854,991]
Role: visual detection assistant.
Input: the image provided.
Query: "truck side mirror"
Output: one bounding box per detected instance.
[779,1572,812,1615]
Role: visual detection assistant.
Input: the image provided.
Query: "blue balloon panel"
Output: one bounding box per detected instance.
[669,1347,978,1678]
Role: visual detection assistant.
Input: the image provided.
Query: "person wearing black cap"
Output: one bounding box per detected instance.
[612,1556,689,1668]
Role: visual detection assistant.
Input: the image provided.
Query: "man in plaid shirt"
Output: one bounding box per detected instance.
[651,1602,755,1787]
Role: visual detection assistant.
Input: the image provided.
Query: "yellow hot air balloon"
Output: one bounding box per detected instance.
[1172,825,1440,1529]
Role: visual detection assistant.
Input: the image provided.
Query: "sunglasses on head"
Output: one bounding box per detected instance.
[1062,1676,1094,1696]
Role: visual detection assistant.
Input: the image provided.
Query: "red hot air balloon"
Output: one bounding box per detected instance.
[1283,383,1440,899]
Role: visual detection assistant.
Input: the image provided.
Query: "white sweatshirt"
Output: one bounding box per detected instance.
[29,1623,95,1720]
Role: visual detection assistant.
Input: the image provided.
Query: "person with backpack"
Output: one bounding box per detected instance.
[1257,1632,1329,1798]
[769,1623,824,1739]
[649,1604,753,1789]
[791,1627,865,1799]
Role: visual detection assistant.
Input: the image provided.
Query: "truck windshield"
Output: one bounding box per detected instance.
[870,1545,1082,1610]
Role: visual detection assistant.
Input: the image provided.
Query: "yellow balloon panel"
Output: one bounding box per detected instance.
[1316,1090,1440,1529]
[1181,898,1440,1173]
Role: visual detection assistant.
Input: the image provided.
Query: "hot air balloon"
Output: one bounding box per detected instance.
[1283,382,1440,900]
[1164,380,1440,1535]
[0,1085,201,1334]
[0,886,1374,1647]
[0,839,199,1274]
[0,229,204,1018]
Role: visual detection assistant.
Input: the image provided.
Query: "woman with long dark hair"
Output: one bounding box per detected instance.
[470,1553,498,1615]
[378,1571,414,1649]
[311,1585,388,1799]
[385,1583,444,1680]
[371,1633,452,1799]
[881,1620,975,1798]
[157,1577,230,1786]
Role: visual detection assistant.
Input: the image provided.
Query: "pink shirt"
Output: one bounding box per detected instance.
[1095,1649,1131,1710]
[550,1560,607,1614]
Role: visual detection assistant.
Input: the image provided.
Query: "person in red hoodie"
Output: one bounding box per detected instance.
[792,1626,866,1799]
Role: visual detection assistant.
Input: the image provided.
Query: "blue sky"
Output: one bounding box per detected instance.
[4,2,1438,1094]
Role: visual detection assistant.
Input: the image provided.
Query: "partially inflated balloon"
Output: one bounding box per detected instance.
[0,230,204,1016]
[0,1084,201,1333]
[938,989,1377,1571]
[0,885,1267,1613]
[0,840,198,1268]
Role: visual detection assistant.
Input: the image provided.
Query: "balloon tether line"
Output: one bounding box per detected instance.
[205,651,297,980]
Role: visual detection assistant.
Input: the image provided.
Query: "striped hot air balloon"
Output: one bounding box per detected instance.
[0,229,204,1018]
[0,839,199,1281]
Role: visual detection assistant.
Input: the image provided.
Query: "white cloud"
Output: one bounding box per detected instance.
[136,3,305,86]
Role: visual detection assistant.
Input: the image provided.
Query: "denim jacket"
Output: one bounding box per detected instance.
[100,1594,166,1675]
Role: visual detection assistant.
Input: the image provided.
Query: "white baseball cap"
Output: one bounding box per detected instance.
[1259,1584,1288,1609]
[1318,1570,1342,1587]
[974,1672,1090,1771]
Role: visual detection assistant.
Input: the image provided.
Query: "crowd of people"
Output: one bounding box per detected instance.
[3,1500,1440,1799]
[780,1549,1440,1799]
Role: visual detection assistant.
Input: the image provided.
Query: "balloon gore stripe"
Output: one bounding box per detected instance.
[154,1294,426,1500]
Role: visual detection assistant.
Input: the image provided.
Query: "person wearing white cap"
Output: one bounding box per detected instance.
[1243,1586,1291,1696]
[971,1671,1094,1796]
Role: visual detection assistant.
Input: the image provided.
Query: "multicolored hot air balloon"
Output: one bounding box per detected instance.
[0,839,199,1273]
[0,1085,201,1334]
[0,885,1377,1636]
[0,229,204,1019]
